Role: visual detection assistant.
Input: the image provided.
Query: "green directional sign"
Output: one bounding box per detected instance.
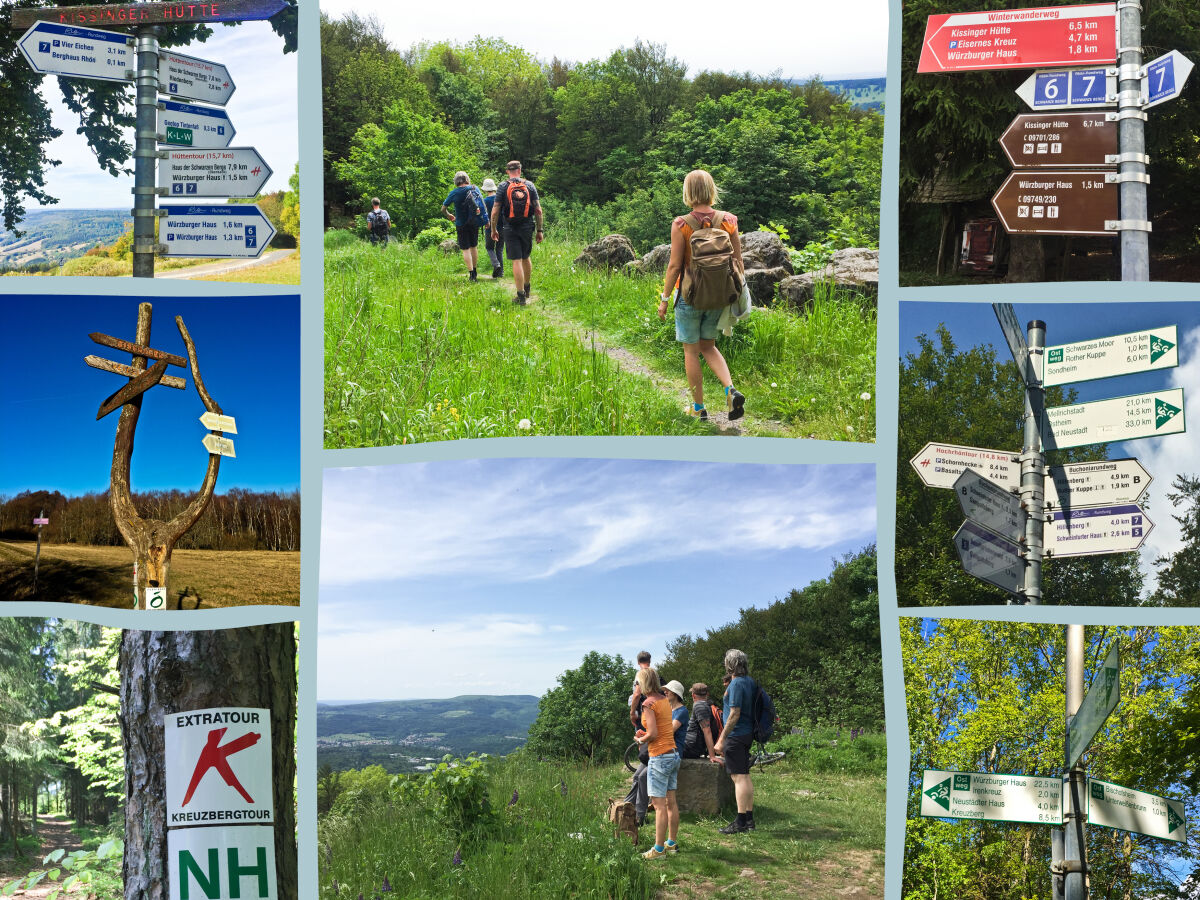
[1067,643,1119,768]
[166,126,193,146]
[925,776,951,811]
[1043,388,1186,450]
[1087,777,1187,842]
[920,769,1063,824]
[1043,325,1178,387]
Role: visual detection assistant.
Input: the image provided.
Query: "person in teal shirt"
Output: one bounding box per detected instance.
[714,648,756,833]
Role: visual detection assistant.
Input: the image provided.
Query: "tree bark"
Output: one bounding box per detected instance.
[120,624,297,899]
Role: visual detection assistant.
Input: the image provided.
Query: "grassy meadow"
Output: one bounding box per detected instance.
[324,232,876,445]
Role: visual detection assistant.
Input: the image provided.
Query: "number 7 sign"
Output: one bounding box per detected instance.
[1016,67,1117,110]
[1143,50,1194,109]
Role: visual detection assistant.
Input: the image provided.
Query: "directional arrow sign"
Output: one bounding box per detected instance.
[161,204,275,258]
[955,520,1024,595]
[1016,67,1117,110]
[17,21,132,83]
[1046,503,1153,557]
[910,442,1020,491]
[160,148,272,199]
[1088,779,1186,842]
[12,0,288,29]
[999,112,1117,168]
[993,302,1040,384]
[33,518,50,526]
[921,770,1063,824]
[1043,388,1185,450]
[199,412,238,434]
[159,101,235,149]
[159,51,235,106]
[917,4,1117,73]
[202,434,236,458]
[955,467,1024,542]
[992,169,1118,236]
[1047,458,1151,509]
[1067,643,1119,768]
[1045,326,1177,386]
[1142,50,1194,110]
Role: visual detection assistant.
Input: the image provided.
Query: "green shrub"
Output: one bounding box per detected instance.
[414,220,455,251]
[60,256,129,277]
[324,228,361,253]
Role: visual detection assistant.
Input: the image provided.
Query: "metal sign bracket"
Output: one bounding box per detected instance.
[1111,108,1148,122]
[1105,152,1150,165]
[1106,172,1150,184]
[1105,219,1153,231]
[133,242,170,254]
[1117,64,1142,80]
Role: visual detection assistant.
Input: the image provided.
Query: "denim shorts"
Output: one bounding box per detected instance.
[674,298,721,344]
[647,750,681,798]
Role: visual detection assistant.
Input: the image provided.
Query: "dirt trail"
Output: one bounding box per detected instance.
[8,815,87,898]
[156,248,295,280]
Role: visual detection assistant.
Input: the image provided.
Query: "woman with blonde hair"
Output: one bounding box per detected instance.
[657,169,746,422]
[633,666,681,858]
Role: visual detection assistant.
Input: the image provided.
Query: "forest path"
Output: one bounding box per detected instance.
[4,815,87,898]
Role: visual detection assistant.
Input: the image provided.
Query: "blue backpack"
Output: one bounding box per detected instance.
[466,186,489,228]
[751,683,776,744]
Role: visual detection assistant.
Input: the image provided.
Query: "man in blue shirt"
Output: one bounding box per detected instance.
[442,172,488,281]
[714,648,756,833]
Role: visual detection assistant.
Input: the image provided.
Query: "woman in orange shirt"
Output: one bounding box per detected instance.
[656,169,746,423]
[633,666,680,858]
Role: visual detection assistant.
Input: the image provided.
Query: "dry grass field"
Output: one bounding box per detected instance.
[0,541,299,608]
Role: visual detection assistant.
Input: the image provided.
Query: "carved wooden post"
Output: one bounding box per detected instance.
[97,302,227,609]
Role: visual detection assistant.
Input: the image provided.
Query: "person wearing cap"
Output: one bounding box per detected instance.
[365,197,391,246]
[664,680,690,757]
[481,177,505,278]
[634,667,681,859]
[442,171,488,281]
[491,160,543,305]
[682,683,722,763]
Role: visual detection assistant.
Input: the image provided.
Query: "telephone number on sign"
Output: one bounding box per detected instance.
[1019,194,1059,204]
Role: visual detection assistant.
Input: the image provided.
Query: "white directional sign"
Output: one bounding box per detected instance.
[161,204,276,259]
[18,21,132,83]
[159,100,236,149]
[169,825,277,900]
[1044,326,1177,387]
[1046,503,1152,557]
[1016,66,1117,111]
[1142,50,1194,110]
[1088,779,1187,842]
[993,303,1039,384]
[159,50,235,105]
[160,148,272,199]
[165,707,273,825]
[955,520,1024,595]
[955,467,1024,542]
[200,412,238,434]
[1047,458,1151,509]
[921,770,1063,824]
[1068,643,1119,768]
[1043,389,1185,450]
[910,442,1020,491]
[145,586,167,610]
[203,434,236,458]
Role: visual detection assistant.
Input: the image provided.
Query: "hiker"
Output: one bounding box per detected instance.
[664,680,689,756]
[682,682,722,762]
[365,198,391,246]
[442,172,489,281]
[491,160,543,305]
[714,649,756,833]
[482,177,505,278]
[623,651,654,825]
[657,169,747,422]
[634,667,680,858]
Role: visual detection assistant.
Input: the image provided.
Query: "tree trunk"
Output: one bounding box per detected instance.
[1005,235,1047,283]
[120,624,297,900]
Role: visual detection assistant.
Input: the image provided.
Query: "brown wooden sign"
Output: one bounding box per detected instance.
[89,332,186,367]
[86,354,186,389]
[999,113,1117,168]
[96,359,168,420]
[992,169,1118,236]
[11,0,286,29]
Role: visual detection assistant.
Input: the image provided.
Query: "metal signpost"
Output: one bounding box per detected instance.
[1042,388,1186,450]
[1088,779,1187,842]
[1045,504,1152,557]
[33,511,49,594]
[954,519,1025,595]
[161,204,276,258]
[999,113,1118,168]
[1044,326,1177,387]
[1015,67,1117,110]
[921,770,1063,824]
[159,100,236,148]
[992,169,1119,236]
[1068,643,1119,769]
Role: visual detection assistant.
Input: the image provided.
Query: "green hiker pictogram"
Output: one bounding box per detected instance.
[1150,333,1175,364]
[1156,398,1182,429]
[926,777,951,811]
[1101,665,1117,702]
[1168,805,1184,833]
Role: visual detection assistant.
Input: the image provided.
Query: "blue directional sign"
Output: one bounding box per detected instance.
[1143,50,1194,110]
[1016,67,1116,111]
[160,204,275,259]
[17,21,132,83]
[158,101,236,149]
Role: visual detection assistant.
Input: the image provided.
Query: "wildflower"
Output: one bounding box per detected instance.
[771,382,778,388]
[810,397,817,404]
[846,425,854,434]
[381,876,392,892]
[860,392,871,401]
[450,407,460,421]
[452,849,463,867]
[509,789,519,807]
[582,369,588,376]
[518,418,532,431]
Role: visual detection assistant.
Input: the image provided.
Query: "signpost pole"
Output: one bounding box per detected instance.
[1064,624,1088,900]
[132,23,160,278]
[1117,0,1149,281]
[33,508,44,595]
[1021,320,1047,605]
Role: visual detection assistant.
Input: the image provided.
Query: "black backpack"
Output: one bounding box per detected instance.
[751,683,777,744]
[369,209,389,236]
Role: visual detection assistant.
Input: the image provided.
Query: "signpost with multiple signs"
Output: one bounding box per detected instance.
[921,770,1063,824]
[1044,326,1177,387]
[1015,66,1116,110]
[998,113,1117,168]
[1042,388,1186,450]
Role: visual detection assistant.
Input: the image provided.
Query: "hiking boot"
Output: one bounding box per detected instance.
[688,405,709,421]
[718,819,750,834]
[492,266,503,278]
[469,270,478,282]
[745,818,756,831]
[512,291,527,306]
[727,388,746,420]
[641,846,666,859]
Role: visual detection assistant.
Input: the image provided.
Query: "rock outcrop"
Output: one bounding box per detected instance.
[778,248,879,309]
[575,234,637,270]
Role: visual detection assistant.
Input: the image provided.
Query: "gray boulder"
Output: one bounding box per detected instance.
[778,248,879,310]
[740,230,794,274]
[575,234,637,270]
[635,243,672,275]
[675,757,734,816]
[439,238,459,255]
[744,266,791,305]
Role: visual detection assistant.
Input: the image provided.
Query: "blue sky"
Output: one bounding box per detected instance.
[902,300,1200,580]
[319,459,877,701]
[0,293,300,496]
[29,20,297,210]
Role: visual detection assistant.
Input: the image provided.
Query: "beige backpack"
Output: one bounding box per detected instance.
[680,211,741,311]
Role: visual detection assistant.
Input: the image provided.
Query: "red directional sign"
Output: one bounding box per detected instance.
[999,113,1117,167]
[992,169,1117,236]
[918,3,1117,73]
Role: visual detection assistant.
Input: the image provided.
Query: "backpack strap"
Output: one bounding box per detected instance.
[711,210,726,229]
[681,212,703,233]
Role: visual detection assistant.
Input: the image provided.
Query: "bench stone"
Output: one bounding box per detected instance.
[675,757,733,815]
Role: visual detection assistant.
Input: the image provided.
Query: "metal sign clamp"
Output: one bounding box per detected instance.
[1105,152,1150,165]
[1105,220,1153,231]
[1116,89,1146,105]
[133,242,169,254]
[132,186,169,197]
[1111,108,1148,122]
[1106,172,1151,184]
[1117,64,1143,81]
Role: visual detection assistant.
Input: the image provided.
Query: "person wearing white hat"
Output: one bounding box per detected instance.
[663,680,690,757]
[481,177,504,278]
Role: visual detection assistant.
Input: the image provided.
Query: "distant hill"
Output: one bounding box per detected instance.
[0,209,130,271]
[318,695,541,773]
[822,77,885,110]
